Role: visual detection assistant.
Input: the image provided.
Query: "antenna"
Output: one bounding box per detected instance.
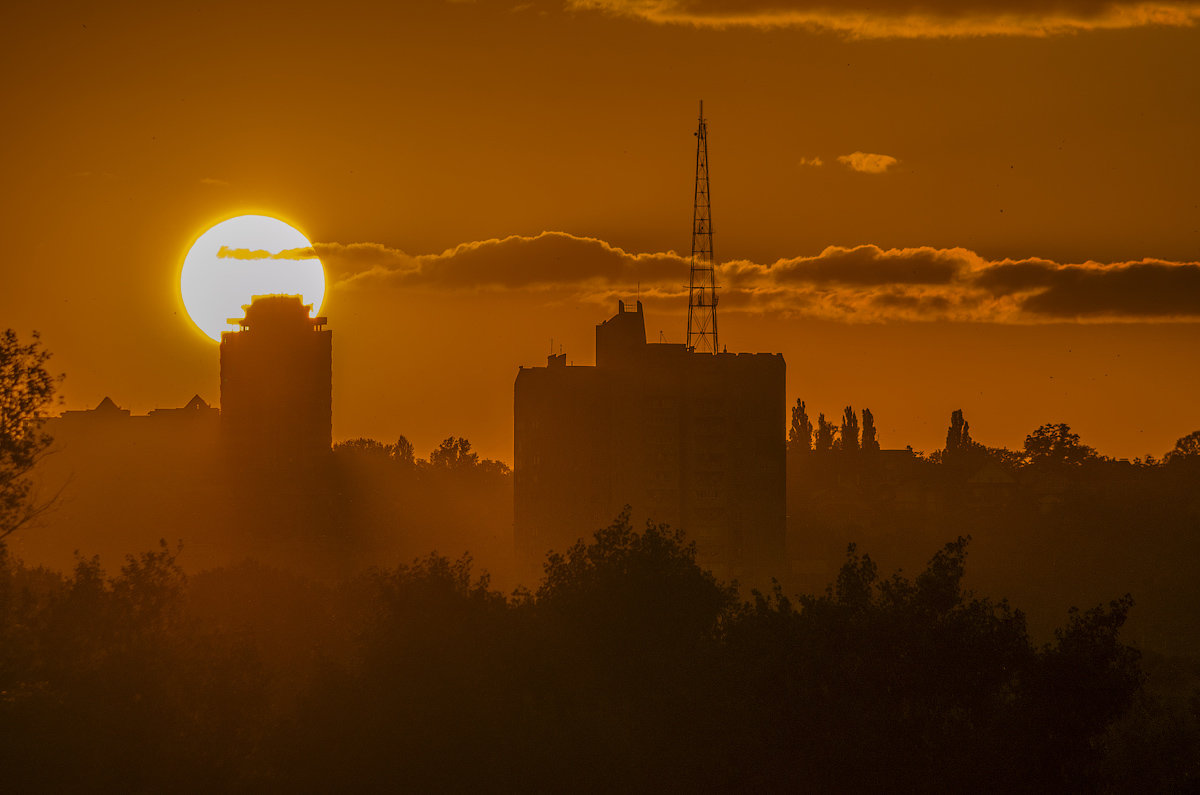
[687,100,718,353]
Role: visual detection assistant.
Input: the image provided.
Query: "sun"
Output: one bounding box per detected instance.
[180,215,326,342]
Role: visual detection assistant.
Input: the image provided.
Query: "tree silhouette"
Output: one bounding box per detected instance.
[861,408,879,452]
[945,408,972,453]
[537,508,736,648]
[0,517,1157,791]
[725,537,1144,791]
[1164,430,1200,464]
[0,329,60,542]
[840,405,860,453]
[1024,423,1097,466]
[428,436,480,470]
[333,437,391,457]
[788,398,812,453]
[814,413,837,453]
[392,435,416,467]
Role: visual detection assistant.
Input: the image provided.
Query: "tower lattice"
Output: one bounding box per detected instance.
[687,101,718,353]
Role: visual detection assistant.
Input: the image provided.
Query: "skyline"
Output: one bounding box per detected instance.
[4,1,1199,461]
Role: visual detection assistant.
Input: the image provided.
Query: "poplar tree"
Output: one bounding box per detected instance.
[815,413,837,453]
[788,399,813,453]
[862,408,879,452]
[841,406,860,453]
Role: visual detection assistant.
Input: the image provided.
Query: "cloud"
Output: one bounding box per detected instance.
[311,232,688,290]
[725,245,969,286]
[567,0,1200,38]
[837,152,898,174]
[977,259,1200,318]
[294,231,1200,323]
[199,177,229,187]
[217,245,318,260]
[798,156,824,167]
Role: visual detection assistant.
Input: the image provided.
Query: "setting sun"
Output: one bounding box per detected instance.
[180,215,326,342]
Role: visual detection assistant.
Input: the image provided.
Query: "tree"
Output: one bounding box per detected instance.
[788,399,812,453]
[1024,423,1097,467]
[391,435,416,467]
[814,413,837,453]
[1,330,59,542]
[861,408,879,452]
[1164,430,1200,464]
[840,406,859,453]
[537,509,737,649]
[333,437,391,457]
[719,537,1145,791]
[426,436,510,476]
[428,436,479,470]
[945,409,972,453]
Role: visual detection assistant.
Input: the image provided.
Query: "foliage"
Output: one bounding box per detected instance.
[1024,422,1099,467]
[788,398,812,452]
[839,404,860,452]
[814,412,837,453]
[724,539,1145,790]
[1164,430,1200,464]
[329,433,512,571]
[0,542,268,791]
[537,508,737,652]
[791,400,879,454]
[0,330,60,542]
[391,434,416,467]
[336,434,508,475]
[945,407,972,452]
[0,512,1177,790]
[861,407,879,451]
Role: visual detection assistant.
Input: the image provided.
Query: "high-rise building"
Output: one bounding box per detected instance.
[220,295,332,466]
[514,300,786,583]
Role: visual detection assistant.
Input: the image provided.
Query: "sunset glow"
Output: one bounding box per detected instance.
[4,3,1200,786]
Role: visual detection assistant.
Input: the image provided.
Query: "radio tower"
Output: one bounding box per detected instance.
[687,101,718,353]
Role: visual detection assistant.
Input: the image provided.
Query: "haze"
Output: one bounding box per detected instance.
[4,1,1199,460]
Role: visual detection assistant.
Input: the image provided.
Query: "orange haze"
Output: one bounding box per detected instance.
[3,1,1199,462]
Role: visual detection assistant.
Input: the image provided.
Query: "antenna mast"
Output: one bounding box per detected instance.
[687,100,718,353]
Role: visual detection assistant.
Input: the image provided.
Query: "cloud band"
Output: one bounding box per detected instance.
[232,231,1200,323]
[567,0,1200,38]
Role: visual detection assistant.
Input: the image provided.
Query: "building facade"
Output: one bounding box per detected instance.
[220,295,332,466]
[515,300,786,583]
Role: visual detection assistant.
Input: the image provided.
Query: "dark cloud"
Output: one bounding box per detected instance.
[569,0,1200,37]
[294,230,1199,323]
[870,288,954,313]
[1013,261,1200,318]
[322,231,688,290]
[764,245,968,286]
[973,259,1063,294]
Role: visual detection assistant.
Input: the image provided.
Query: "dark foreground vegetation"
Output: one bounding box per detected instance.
[788,403,1200,657]
[2,513,1196,792]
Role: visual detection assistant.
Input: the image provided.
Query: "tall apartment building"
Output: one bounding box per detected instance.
[514,300,785,583]
[220,295,332,466]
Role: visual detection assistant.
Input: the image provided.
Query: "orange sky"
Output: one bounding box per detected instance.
[3,0,1199,462]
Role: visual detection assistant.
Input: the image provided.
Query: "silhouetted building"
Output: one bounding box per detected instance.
[54,394,219,438]
[27,395,224,569]
[515,300,786,583]
[220,295,332,466]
